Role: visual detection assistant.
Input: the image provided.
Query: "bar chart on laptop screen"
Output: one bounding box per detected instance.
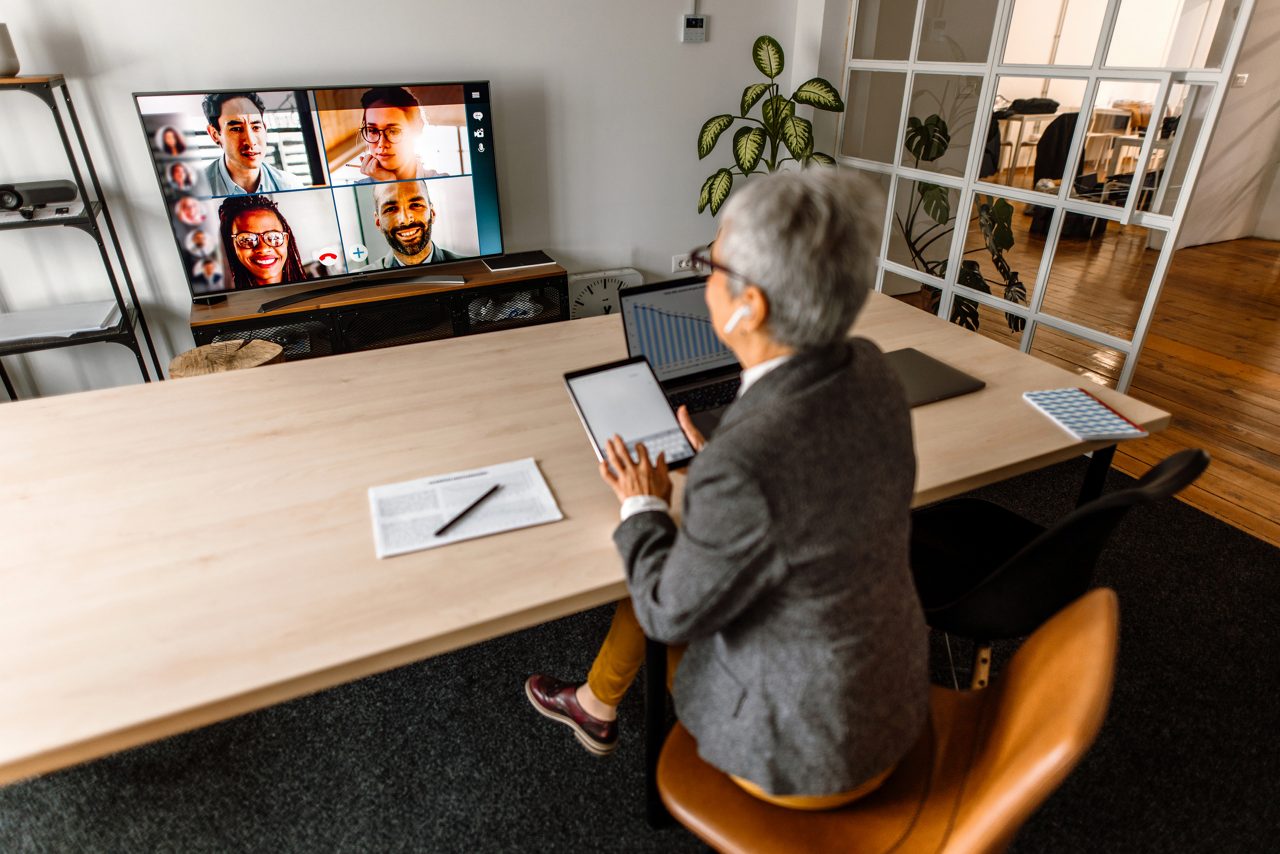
[622,285,734,380]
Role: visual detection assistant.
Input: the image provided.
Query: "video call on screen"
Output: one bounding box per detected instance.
[136,82,502,296]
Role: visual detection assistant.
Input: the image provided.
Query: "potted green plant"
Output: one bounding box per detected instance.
[897,112,1027,333]
[696,35,845,215]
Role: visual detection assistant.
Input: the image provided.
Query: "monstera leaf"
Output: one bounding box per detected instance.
[698,115,734,159]
[699,169,734,215]
[1003,273,1028,332]
[741,83,770,116]
[979,197,1016,254]
[791,78,845,111]
[904,114,951,163]
[952,261,987,330]
[753,35,784,79]
[917,182,952,225]
[733,127,766,173]
[780,116,814,160]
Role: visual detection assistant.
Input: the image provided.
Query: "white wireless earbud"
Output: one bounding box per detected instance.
[722,305,752,334]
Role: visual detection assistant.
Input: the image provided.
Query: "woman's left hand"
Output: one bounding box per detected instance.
[599,435,671,504]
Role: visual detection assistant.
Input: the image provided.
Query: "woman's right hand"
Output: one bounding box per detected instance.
[676,405,708,453]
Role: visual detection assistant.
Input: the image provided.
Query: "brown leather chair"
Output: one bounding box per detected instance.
[657,588,1119,854]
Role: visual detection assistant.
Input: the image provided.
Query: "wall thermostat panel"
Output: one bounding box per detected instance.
[682,14,708,43]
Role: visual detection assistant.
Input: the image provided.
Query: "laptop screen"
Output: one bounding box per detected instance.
[620,278,739,382]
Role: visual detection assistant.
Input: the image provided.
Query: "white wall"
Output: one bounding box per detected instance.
[1178,0,1280,247]
[0,0,814,397]
[1255,164,1280,239]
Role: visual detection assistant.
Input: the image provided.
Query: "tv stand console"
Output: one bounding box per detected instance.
[189,259,567,361]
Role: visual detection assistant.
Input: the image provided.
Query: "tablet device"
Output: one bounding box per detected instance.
[564,356,696,470]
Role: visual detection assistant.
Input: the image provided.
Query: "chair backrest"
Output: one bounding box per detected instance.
[946,588,1119,853]
[937,449,1207,640]
[1033,112,1079,183]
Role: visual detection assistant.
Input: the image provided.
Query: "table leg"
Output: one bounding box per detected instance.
[1107,139,1123,181]
[1003,117,1027,187]
[645,637,672,827]
[0,361,16,401]
[1077,445,1116,507]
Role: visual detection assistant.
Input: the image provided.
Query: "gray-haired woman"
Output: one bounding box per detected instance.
[526,169,928,808]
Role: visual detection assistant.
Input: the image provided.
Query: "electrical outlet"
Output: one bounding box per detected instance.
[1232,73,1249,88]
[671,253,694,273]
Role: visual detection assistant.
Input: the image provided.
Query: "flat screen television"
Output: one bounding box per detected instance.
[134,81,503,303]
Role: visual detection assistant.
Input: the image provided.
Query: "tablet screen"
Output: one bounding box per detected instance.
[565,358,696,469]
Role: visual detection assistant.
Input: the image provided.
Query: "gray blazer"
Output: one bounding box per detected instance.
[614,339,929,796]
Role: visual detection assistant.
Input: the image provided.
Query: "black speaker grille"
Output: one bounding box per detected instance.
[463,285,563,334]
[339,300,454,352]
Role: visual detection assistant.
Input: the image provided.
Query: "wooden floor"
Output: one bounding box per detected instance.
[902,221,1280,547]
[1115,237,1280,548]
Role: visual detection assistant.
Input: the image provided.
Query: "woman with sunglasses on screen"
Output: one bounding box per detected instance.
[217,194,307,288]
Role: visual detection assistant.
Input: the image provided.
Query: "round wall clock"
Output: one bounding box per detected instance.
[568,268,644,319]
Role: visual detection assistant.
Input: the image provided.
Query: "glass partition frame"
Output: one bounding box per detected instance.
[836,0,1256,391]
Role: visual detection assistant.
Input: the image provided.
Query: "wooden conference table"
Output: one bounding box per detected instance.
[0,293,1169,796]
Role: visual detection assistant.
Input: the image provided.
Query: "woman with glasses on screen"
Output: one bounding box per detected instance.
[217,194,307,288]
[525,169,927,810]
[355,86,443,183]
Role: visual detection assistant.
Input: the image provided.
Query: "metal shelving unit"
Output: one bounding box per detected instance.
[0,74,163,400]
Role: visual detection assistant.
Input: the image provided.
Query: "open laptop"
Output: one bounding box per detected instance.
[619,276,740,436]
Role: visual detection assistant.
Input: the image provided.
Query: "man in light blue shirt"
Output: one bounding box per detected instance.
[202,92,302,197]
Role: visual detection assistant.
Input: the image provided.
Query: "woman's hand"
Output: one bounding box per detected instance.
[599,435,671,504]
[358,153,397,182]
[676,405,708,452]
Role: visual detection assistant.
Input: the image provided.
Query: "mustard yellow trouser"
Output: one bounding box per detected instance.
[584,598,893,811]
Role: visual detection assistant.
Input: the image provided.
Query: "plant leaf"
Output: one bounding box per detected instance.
[956,259,989,293]
[951,295,980,330]
[791,78,845,111]
[808,151,837,166]
[733,127,766,173]
[904,114,951,163]
[761,95,793,135]
[1003,271,1028,332]
[917,182,952,225]
[698,173,714,214]
[698,115,735,160]
[707,169,733,216]
[986,198,1016,253]
[780,115,814,160]
[741,83,771,117]
[753,35,785,79]
[924,284,942,316]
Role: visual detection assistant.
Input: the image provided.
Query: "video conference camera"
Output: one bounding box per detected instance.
[0,180,79,220]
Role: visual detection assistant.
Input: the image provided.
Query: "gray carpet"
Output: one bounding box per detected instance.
[2,457,1277,852]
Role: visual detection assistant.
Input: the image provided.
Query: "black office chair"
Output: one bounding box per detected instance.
[911,449,1209,689]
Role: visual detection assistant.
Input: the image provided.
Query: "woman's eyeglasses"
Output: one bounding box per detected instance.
[689,246,751,286]
[232,230,288,251]
[360,124,405,144]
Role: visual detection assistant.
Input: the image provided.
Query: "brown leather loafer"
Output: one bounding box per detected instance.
[524,674,618,756]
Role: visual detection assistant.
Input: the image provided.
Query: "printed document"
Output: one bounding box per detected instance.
[369,457,562,558]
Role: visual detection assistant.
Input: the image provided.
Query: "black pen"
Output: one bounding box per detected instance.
[434,484,502,536]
